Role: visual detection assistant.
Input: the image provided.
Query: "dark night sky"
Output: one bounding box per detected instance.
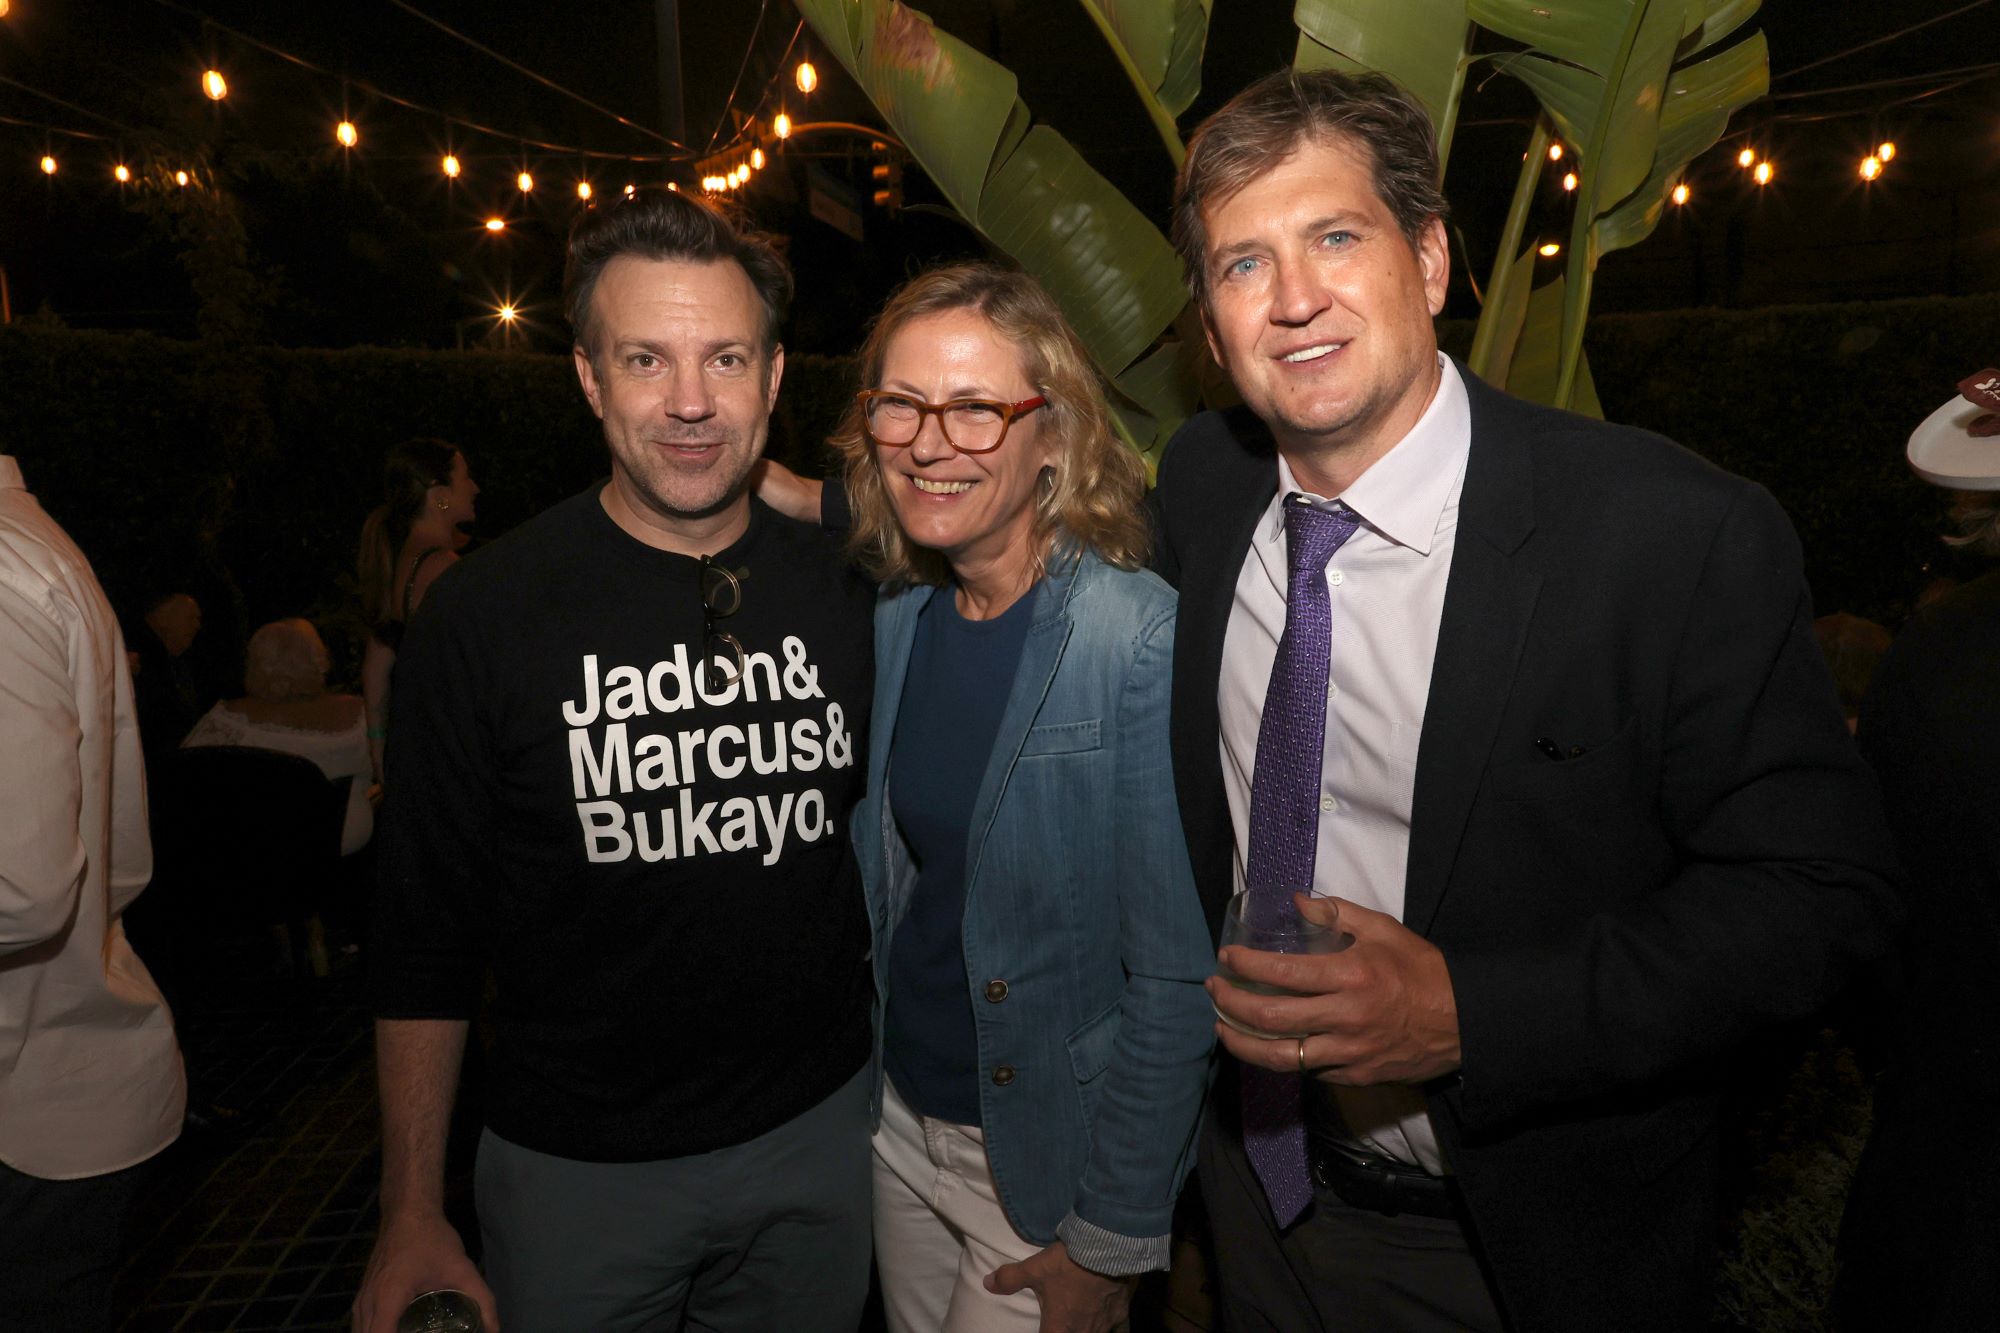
[1,1,1994,352]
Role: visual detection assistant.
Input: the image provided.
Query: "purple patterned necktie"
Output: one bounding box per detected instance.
[1241,494,1363,1228]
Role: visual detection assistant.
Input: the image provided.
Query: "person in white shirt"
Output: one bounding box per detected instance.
[1154,71,1899,1332]
[0,454,186,1332]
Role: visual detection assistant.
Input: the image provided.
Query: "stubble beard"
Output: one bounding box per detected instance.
[612,424,765,525]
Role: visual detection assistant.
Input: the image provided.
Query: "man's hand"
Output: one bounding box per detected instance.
[985,1242,1137,1333]
[1210,896,1461,1086]
[750,458,825,526]
[351,1210,496,1333]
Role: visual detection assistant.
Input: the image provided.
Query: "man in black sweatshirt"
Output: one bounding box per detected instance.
[354,190,876,1333]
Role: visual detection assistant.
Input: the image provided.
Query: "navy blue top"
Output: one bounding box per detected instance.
[884,584,1037,1126]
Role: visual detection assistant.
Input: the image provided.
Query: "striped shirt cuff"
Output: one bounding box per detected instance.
[1055,1212,1170,1276]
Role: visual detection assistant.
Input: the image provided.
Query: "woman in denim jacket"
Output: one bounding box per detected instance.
[834,264,1216,1333]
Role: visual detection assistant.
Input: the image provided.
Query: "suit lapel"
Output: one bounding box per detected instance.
[1166,409,1279,926]
[867,583,934,801]
[1404,373,1542,935]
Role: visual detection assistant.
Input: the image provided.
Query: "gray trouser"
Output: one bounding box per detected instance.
[475,1067,872,1333]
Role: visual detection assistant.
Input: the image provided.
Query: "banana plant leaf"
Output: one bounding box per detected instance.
[794,0,1193,461]
[1482,0,1765,405]
[1292,0,1473,163]
[1076,0,1213,163]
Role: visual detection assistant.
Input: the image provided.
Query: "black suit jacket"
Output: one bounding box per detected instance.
[1152,365,1902,1332]
[1836,570,2000,1331]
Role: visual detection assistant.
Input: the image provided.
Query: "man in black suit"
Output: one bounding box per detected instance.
[1157,71,1900,1331]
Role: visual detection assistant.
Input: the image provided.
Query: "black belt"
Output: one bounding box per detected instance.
[1307,1138,1462,1221]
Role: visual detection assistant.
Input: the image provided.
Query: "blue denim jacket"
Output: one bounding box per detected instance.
[852,546,1216,1272]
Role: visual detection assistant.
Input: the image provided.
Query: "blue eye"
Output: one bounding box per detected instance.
[1226,257,1257,278]
[1321,230,1353,248]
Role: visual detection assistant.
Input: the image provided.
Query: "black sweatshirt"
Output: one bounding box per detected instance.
[372,486,875,1162]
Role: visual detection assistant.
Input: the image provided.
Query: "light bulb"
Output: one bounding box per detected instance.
[442,154,461,179]
[1670,182,1689,206]
[114,163,131,183]
[774,113,792,140]
[1877,141,1896,163]
[336,121,358,148]
[1737,146,1755,168]
[484,217,506,232]
[202,69,228,101]
[1753,160,1774,185]
[517,170,534,193]
[795,61,818,94]
[1537,242,1561,257]
[576,180,593,200]
[1859,155,1882,181]
[39,154,56,175]
[175,170,190,187]
[1548,143,1564,162]
[751,148,766,170]
[1561,172,1578,192]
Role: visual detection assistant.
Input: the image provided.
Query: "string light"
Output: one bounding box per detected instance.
[484,216,505,232]
[750,147,766,170]
[576,179,592,200]
[1671,182,1690,206]
[795,61,818,94]
[1877,141,1897,162]
[1737,146,1756,168]
[175,170,190,187]
[335,120,359,148]
[202,69,229,101]
[1548,143,1564,162]
[1860,154,1883,181]
[1753,159,1774,185]
[40,154,56,175]
[114,163,131,183]
[1538,242,1562,257]
[663,182,675,192]
[1561,171,1578,192]
[516,170,534,192]
[497,304,517,322]
[626,183,638,195]
[0,2,11,18]
[773,112,792,140]
[442,153,462,178]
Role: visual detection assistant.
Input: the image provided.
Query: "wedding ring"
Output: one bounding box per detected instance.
[1296,1036,1309,1075]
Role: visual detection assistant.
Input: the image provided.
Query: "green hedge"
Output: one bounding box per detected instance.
[3,292,1991,655]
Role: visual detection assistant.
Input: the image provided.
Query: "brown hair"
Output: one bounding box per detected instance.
[563,188,792,358]
[356,437,460,627]
[830,263,1151,588]
[1170,69,1449,310]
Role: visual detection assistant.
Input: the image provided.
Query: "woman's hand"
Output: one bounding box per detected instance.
[986,1241,1137,1333]
[750,458,825,525]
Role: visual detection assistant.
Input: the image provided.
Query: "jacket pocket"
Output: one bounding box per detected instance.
[1021,719,1101,757]
[1484,715,1639,803]
[1065,998,1121,1084]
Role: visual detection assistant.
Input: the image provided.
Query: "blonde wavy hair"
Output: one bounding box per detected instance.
[830,263,1151,588]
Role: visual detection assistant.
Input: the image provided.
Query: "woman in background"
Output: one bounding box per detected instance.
[838,263,1214,1333]
[356,438,477,782]
[184,618,374,858]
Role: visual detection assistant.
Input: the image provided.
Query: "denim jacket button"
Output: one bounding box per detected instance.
[992,1065,1016,1086]
[984,980,1009,1003]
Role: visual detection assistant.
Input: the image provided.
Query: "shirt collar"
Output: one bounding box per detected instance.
[0,457,24,492]
[1263,354,1471,556]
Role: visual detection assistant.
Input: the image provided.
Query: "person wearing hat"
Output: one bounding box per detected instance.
[1836,369,2000,1331]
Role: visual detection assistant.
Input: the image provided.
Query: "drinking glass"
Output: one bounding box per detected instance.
[1214,889,1345,1040]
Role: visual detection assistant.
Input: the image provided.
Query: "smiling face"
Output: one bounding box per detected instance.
[1199,134,1448,487]
[573,255,782,551]
[873,308,1055,593]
